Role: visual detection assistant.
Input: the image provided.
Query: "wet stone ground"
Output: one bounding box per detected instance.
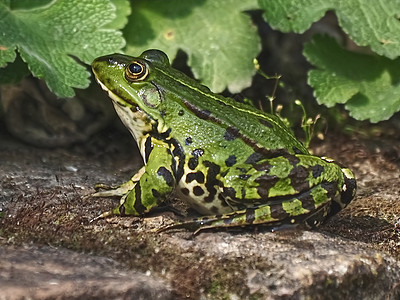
[1,121,400,300]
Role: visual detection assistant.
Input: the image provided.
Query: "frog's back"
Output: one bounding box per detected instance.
[155,64,308,157]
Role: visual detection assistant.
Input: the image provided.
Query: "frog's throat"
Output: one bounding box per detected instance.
[96,78,156,145]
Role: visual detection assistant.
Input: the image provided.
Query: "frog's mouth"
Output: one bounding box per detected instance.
[95,77,138,109]
[95,78,121,103]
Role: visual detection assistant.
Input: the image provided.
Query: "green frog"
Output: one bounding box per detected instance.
[91,50,356,232]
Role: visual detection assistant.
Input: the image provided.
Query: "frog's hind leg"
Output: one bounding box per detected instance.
[158,196,332,234]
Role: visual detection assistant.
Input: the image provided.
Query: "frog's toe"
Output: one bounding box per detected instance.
[89,210,115,223]
[90,189,122,198]
[89,203,125,223]
[82,188,119,202]
[94,183,114,190]
[90,180,136,198]
[157,220,202,233]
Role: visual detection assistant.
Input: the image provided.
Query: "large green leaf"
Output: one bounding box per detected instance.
[259,0,400,59]
[0,0,126,97]
[304,35,400,122]
[125,0,260,93]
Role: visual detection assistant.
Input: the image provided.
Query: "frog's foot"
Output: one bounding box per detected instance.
[82,181,133,203]
[158,201,331,234]
[88,166,145,198]
[90,180,136,198]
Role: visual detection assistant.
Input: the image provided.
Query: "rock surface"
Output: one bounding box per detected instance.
[1,124,400,299]
[0,245,172,300]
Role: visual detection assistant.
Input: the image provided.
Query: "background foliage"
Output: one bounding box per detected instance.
[1,0,400,122]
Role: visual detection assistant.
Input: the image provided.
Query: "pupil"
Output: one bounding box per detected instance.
[129,63,143,74]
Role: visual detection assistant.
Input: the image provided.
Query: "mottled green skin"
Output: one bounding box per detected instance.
[91,50,356,232]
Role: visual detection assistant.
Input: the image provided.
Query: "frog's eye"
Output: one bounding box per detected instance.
[125,61,148,81]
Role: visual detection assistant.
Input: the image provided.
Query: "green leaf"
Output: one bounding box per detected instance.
[9,0,52,10]
[0,0,125,97]
[105,0,131,30]
[125,0,260,93]
[304,35,400,122]
[0,44,16,67]
[259,0,400,59]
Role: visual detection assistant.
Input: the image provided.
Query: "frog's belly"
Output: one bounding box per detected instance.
[175,181,234,215]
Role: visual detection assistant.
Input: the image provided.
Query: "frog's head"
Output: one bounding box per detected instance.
[92,50,171,134]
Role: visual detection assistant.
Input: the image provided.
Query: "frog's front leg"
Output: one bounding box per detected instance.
[92,138,176,220]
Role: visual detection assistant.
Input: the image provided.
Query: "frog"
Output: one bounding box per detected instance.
[90,49,356,232]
